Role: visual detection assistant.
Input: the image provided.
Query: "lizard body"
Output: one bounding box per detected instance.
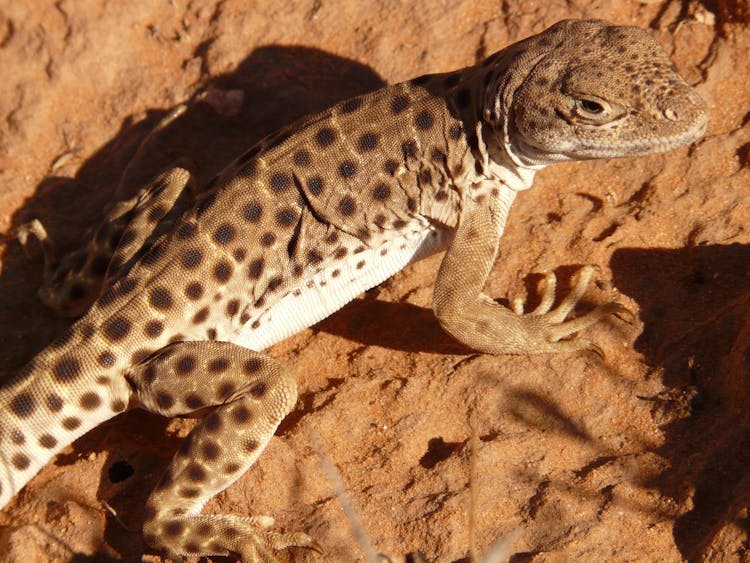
[0,20,707,561]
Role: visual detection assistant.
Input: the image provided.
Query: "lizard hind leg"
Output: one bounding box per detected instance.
[126,341,319,562]
[15,165,196,318]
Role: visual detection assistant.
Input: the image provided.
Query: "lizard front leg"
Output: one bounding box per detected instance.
[432,198,625,355]
[127,341,319,562]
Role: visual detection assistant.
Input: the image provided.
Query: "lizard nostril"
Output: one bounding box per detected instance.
[663,108,679,121]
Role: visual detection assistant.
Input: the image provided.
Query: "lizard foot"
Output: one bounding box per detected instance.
[144,513,321,563]
[510,265,631,356]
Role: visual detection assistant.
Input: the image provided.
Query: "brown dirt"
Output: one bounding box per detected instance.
[0,1,749,562]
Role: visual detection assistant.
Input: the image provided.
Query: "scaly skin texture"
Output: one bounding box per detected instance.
[0,19,707,562]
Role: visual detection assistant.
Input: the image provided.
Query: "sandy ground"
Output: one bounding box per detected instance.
[0,1,749,561]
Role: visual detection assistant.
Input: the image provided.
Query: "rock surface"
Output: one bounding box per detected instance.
[0,1,748,561]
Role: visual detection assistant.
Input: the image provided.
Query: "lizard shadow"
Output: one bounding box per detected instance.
[315,296,472,356]
[610,243,750,561]
[316,266,588,355]
[0,44,386,560]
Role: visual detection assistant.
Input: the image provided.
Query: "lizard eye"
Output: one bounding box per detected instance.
[578,99,604,114]
[571,95,619,124]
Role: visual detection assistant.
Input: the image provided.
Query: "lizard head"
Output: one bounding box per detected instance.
[483,19,709,164]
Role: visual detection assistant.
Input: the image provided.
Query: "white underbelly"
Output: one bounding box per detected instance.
[231,224,450,351]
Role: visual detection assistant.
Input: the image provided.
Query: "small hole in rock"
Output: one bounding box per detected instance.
[108,460,135,483]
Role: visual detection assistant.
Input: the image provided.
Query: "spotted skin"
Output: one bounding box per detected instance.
[0,20,707,562]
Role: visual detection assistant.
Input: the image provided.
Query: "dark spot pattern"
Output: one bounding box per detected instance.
[372,183,391,201]
[185,394,205,409]
[218,382,236,399]
[103,317,132,342]
[358,132,378,151]
[267,276,283,292]
[181,248,203,270]
[338,196,356,216]
[98,351,116,368]
[294,150,311,166]
[213,260,233,282]
[10,393,35,418]
[250,382,267,397]
[185,282,203,300]
[156,392,174,409]
[180,487,200,498]
[163,521,185,536]
[201,441,221,460]
[62,417,81,430]
[276,208,297,227]
[39,434,58,449]
[431,147,447,162]
[307,176,324,195]
[248,258,264,279]
[140,243,166,266]
[12,454,30,470]
[402,140,417,159]
[315,127,336,147]
[145,320,164,338]
[192,307,209,325]
[270,172,292,192]
[232,405,251,423]
[226,300,240,317]
[46,394,63,412]
[150,287,174,310]
[391,95,409,114]
[243,202,263,222]
[208,358,230,373]
[176,355,197,374]
[341,97,362,113]
[415,110,434,130]
[53,357,82,382]
[80,392,101,410]
[339,160,357,178]
[213,223,236,245]
[187,463,206,482]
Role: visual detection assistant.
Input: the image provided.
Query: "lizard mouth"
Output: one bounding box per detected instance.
[512,108,708,163]
[572,113,709,159]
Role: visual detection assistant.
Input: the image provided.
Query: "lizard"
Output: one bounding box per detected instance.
[0,19,708,562]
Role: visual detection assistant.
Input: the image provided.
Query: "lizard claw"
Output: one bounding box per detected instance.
[609,303,635,324]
